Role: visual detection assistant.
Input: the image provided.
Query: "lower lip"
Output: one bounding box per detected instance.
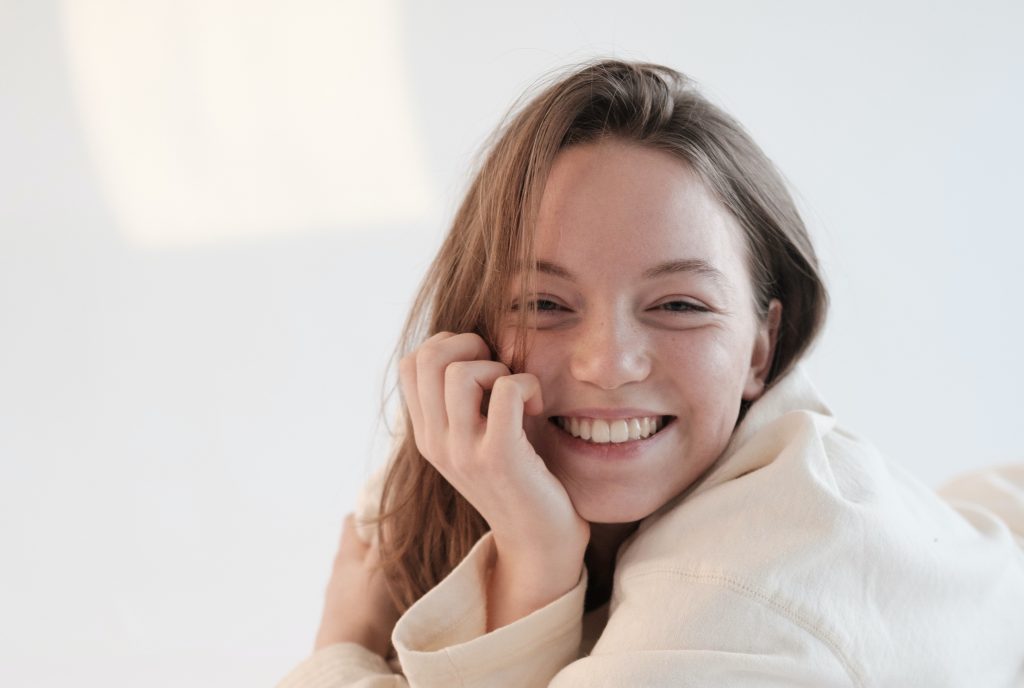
[548,417,676,461]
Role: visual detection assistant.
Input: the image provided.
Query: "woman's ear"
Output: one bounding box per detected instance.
[743,299,782,401]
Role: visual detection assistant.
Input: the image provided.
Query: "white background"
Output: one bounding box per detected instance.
[2,1,1022,686]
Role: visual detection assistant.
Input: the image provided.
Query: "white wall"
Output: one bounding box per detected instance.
[2,1,1022,685]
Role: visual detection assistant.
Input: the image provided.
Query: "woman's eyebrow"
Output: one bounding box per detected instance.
[534,260,575,280]
[642,259,728,285]
[534,259,728,288]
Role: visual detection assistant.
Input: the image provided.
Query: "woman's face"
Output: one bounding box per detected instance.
[499,138,779,524]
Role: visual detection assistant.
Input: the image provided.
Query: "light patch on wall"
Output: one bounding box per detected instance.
[60,0,434,248]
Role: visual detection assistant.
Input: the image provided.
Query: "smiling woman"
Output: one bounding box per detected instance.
[277,60,1024,687]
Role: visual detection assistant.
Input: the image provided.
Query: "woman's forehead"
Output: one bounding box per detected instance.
[529,141,750,287]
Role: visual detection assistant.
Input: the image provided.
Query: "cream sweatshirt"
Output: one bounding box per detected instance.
[277,367,1024,687]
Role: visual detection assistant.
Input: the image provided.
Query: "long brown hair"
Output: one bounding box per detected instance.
[372,59,829,613]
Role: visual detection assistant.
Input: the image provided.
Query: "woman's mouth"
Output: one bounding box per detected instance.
[548,415,676,444]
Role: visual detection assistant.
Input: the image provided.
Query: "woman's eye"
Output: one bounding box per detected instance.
[510,299,566,313]
[656,300,707,313]
[532,299,564,312]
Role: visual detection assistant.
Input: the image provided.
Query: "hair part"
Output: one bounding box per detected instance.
[369,59,829,618]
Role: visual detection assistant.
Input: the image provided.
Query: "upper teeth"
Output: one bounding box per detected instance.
[556,416,665,444]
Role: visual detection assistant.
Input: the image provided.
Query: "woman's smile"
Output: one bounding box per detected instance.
[551,414,673,444]
[546,413,679,461]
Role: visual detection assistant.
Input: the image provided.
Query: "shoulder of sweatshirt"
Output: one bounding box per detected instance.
[609,366,1024,684]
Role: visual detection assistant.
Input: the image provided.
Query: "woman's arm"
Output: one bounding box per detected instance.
[313,514,400,657]
[937,463,1024,546]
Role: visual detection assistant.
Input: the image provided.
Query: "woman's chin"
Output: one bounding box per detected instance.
[570,490,661,525]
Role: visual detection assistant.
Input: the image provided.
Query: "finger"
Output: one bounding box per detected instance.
[398,354,424,445]
[483,373,544,444]
[393,352,421,444]
[415,332,491,439]
[444,359,512,438]
[399,332,456,451]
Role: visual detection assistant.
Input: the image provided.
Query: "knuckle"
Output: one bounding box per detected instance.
[491,375,517,395]
[417,340,445,367]
[518,373,538,393]
[460,331,485,347]
[423,331,448,344]
[443,359,462,375]
[450,331,488,357]
[444,360,470,384]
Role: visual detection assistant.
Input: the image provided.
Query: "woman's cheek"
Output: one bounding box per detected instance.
[495,326,537,370]
[681,325,750,376]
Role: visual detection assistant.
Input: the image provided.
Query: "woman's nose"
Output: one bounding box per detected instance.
[569,311,651,390]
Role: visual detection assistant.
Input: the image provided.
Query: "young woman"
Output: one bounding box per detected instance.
[279,60,1024,686]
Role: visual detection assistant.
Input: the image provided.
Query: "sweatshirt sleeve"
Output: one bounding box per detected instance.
[552,585,856,688]
[937,463,1024,548]
[392,530,587,687]
[276,643,407,688]
[546,570,859,688]
[276,531,587,688]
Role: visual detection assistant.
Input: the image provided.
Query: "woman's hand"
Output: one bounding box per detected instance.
[313,514,401,657]
[399,331,590,629]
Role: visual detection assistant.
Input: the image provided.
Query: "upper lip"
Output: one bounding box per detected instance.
[550,408,671,420]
